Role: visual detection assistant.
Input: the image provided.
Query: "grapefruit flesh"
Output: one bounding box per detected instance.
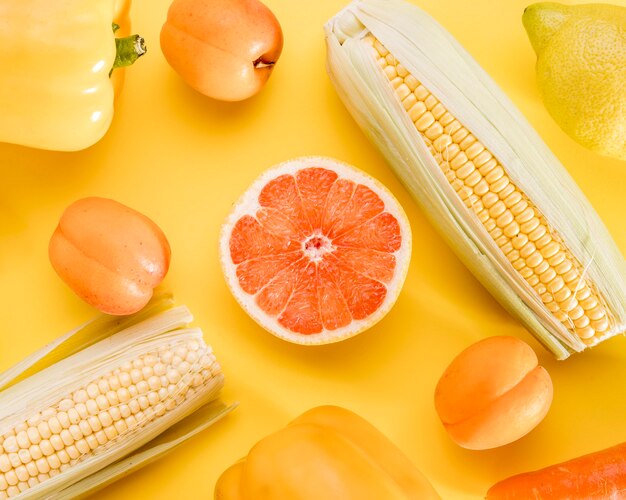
[220,157,411,344]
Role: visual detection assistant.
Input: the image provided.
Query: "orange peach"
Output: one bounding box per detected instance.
[49,197,171,315]
[434,336,553,450]
[160,0,283,101]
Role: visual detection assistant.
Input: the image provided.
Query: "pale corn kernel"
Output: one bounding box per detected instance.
[46,454,60,471]
[473,179,490,196]
[49,436,63,452]
[75,439,90,455]
[441,143,461,162]
[464,170,482,188]
[416,111,435,131]
[17,450,30,465]
[35,459,49,475]
[459,134,476,151]
[4,471,17,488]
[108,376,121,391]
[86,400,99,416]
[67,409,80,425]
[574,315,591,329]
[510,199,529,216]
[424,122,444,141]
[86,384,99,399]
[2,439,16,455]
[424,94,438,110]
[114,420,128,435]
[7,455,19,469]
[503,221,520,238]
[456,161,475,180]
[65,445,79,461]
[389,76,403,90]
[580,327,597,340]
[405,74,419,91]
[402,93,417,111]
[39,441,53,457]
[490,176,509,194]
[95,395,109,412]
[431,103,447,120]
[520,267,533,279]
[540,268,557,284]
[451,127,469,143]
[498,184,516,201]
[515,207,535,224]
[535,233,552,250]
[503,191,522,208]
[541,242,560,259]
[526,252,543,269]
[94,431,107,447]
[383,65,397,79]
[59,430,73,448]
[588,306,606,321]
[496,212,514,228]
[58,400,72,412]
[465,142,484,160]
[75,404,88,420]
[554,286,572,304]
[439,112,455,127]
[482,192,499,209]
[56,450,70,465]
[484,166,504,183]
[488,201,506,219]
[408,102,427,122]
[25,462,37,477]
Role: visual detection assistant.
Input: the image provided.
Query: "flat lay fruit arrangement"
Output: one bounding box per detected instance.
[0,0,625,498]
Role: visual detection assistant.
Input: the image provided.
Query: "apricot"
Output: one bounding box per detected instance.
[49,197,171,315]
[434,336,553,450]
[160,0,283,101]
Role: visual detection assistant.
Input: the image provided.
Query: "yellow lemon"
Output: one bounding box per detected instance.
[523,2,626,160]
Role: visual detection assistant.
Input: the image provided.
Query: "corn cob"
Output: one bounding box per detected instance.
[0,297,230,498]
[325,0,626,358]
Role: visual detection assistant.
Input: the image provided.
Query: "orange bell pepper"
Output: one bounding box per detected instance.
[215,406,440,500]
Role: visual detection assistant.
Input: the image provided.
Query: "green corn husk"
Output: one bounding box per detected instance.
[0,295,235,498]
[325,0,626,359]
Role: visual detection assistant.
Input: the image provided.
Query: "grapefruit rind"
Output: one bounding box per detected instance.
[219,156,412,345]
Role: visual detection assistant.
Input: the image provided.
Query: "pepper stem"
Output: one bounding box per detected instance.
[110,24,147,76]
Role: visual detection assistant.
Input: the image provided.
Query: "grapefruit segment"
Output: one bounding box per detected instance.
[220,157,412,344]
[278,261,323,334]
[236,252,304,294]
[229,215,298,264]
[333,247,396,283]
[325,184,385,239]
[257,207,306,240]
[320,255,387,320]
[259,174,311,234]
[295,167,339,228]
[318,264,353,330]
[334,212,402,252]
[256,257,306,315]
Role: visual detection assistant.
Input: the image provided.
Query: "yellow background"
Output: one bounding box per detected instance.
[1,0,626,498]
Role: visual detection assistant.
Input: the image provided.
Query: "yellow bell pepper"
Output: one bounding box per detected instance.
[215,406,440,500]
[0,0,145,152]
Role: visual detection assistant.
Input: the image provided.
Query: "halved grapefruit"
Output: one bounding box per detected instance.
[219,157,412,344]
